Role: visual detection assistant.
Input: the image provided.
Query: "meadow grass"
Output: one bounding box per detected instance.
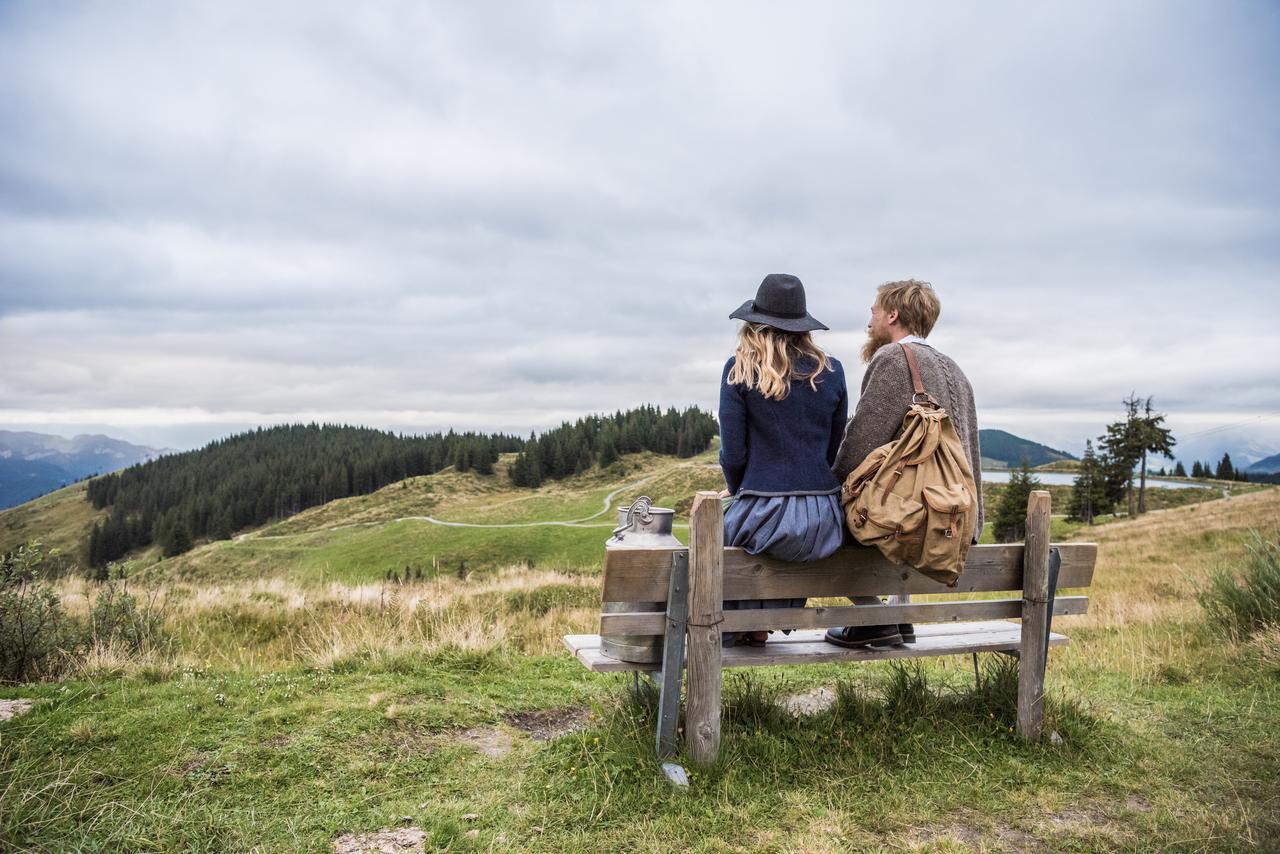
[1,487,1278,850]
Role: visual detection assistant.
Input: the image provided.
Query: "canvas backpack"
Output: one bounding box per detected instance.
[840,343,977,586]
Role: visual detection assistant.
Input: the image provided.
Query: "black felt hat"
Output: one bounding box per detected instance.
[729,273,828,332]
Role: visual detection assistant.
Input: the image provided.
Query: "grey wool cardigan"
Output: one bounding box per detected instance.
[831,341,985,544]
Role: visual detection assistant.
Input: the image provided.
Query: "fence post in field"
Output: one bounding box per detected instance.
[1017,489,1052,741]
[686,491,724,766]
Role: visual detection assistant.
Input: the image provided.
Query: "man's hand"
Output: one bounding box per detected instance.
[717,489,731,499]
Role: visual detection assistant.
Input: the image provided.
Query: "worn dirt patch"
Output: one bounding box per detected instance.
[454,727,513,758]
[908,814,1044,852]
[0,699,34,722]
[332,826,426,853]
[503,706,590,741]
[261,731,293,750]
[779,687,836,716]
[1124,794,1153,813]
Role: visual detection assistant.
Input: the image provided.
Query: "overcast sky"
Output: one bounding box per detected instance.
[1,2,1277,460]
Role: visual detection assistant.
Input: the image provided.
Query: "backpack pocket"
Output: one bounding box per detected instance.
[848,485,927,561]
[920,484,973,573]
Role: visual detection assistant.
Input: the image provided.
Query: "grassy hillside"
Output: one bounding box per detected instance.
[0,481,105,569]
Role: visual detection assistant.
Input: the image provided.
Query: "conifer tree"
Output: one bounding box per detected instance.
[993,460,1040,542]
[1191,460,1203,478]
[1174,461,1187,477]
[1068,440,1110,524]
[1216,453,1235,480]
[1134,397,1176,513]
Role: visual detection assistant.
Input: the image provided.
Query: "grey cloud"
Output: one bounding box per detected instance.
[1,1,1277,451]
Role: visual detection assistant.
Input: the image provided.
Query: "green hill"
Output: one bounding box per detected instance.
[1,447,728,584]
[978,428,1076,468]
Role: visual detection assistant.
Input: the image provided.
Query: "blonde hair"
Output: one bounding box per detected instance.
[876,279,941,338]
[727,323,831,401]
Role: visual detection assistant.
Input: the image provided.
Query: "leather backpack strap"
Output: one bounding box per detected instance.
[900,342,939,407]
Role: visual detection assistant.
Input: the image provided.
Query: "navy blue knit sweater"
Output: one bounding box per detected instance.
[718,356,848,496]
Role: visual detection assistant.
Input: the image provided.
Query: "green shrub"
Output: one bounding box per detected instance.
[1199,530,1280,638]
[0,543,83,683]
[88,580,169,655]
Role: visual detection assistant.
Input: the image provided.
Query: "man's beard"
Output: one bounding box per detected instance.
[861,326,892,363]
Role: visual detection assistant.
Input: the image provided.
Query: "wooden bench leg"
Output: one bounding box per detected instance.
[655,550,689,758]
[1017,490,1051,741]
[686,491,724,767]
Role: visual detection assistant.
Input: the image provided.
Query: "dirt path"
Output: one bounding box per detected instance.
[236,470,691,540]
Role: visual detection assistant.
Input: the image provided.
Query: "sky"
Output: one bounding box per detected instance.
[1,2,1278,462]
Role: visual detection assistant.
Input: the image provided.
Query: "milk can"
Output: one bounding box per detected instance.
[601,496,682,663]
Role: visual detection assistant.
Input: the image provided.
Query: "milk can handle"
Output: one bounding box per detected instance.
[611,495,654,541]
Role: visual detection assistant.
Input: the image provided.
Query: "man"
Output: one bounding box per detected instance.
[825,279,983,649]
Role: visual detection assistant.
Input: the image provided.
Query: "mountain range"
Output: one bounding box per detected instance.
[0,430,170,510]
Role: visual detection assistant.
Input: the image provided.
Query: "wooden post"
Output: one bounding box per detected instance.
[655,551,689,758]
[685,491,723,766]
[1017,490,1052,741]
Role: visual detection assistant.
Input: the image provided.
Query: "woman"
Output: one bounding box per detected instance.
[719,273,848,646]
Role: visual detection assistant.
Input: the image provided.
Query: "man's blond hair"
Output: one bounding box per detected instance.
[877,279,940,338]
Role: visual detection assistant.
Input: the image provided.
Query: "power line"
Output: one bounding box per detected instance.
[1180,411,1280,440]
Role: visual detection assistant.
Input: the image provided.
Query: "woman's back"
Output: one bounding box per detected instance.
[719,354,847,498]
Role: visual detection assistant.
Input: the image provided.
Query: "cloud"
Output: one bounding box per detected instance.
[0,1,1277,451]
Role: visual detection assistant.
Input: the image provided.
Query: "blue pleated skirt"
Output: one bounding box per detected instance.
[721,492,845,645]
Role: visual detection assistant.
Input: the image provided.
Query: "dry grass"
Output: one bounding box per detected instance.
[1061,487,1280,629]
[49,565,600,675]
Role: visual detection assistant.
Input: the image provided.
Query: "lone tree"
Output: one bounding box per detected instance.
[1068,439,1110,524]
[1098,393,1176,515]
[1135,397,1176,513]
[993,459,1041,542]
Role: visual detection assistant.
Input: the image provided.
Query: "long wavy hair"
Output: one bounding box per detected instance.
[727,323,831,401]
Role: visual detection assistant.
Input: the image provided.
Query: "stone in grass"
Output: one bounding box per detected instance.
[779,687,836,716]
[0,699,35,722]
[661,762,689,788]
[331,826,426,853]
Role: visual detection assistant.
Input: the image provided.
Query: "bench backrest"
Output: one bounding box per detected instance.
[600,541,1097,636]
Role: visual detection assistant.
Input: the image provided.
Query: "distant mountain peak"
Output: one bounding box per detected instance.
[977,429,1077,468]
[0,430,166,510]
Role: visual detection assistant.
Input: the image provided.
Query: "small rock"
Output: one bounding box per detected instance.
[0,699,35,722]
[661,762,689,788]
[464,829,479,839]
[779,687,836,716]
[1049,730,1064,746]
[532,826,544,834]
[399,816,413,825]
[462,813,479,821]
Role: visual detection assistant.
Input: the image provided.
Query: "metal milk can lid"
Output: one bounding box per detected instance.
[606,495,682,548]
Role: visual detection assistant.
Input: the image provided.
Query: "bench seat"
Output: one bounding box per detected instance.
[565,619,1068,673]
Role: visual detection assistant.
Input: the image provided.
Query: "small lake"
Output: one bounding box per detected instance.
[981,471,1210,490]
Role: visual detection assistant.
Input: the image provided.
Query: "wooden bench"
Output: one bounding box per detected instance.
[564,490,1097,766]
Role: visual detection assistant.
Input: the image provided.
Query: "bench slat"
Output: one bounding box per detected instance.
[565,622,1068,673]
[602,542,1097,602]
[599,594,1089,635]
